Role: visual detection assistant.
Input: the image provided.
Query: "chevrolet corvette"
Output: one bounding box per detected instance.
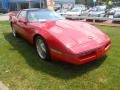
[9,8,111,64]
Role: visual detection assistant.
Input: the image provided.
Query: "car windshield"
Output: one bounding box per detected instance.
[90,6,106,12]
[28,10,64,22]
[91,8,104,12]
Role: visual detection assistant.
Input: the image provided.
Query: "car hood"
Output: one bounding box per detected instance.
[31,20,110,54]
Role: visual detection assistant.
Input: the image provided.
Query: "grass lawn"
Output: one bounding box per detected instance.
[0,21,120,90]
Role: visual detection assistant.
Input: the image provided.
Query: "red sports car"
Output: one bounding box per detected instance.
[9,8,111,65]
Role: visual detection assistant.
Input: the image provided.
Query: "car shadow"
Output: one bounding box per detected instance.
[3,32,107,80]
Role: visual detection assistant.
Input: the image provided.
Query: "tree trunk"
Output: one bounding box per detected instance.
[85,0,87,5]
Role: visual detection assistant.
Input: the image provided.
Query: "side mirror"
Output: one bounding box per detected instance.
[18,18,27,24]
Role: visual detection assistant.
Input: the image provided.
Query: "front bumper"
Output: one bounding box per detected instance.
[51,41,111,65]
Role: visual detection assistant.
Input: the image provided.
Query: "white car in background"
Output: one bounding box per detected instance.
[56,9,68,16]
[65,7,86,19]
[112,9,120,23]
[108,7,120,15]
[88,5,107,17]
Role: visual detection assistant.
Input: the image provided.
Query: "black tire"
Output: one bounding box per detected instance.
[35,36,51,61]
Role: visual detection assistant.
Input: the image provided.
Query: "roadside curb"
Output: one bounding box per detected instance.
[89,22,120,27]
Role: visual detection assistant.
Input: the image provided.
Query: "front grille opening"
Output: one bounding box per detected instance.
[79,51,96,59]
[105,41,111,49]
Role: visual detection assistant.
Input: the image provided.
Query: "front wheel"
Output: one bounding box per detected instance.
[35,36,50,61]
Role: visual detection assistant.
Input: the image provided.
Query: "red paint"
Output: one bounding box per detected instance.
[9,10,111,65]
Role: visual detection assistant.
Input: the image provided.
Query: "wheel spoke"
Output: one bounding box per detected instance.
[41,43,46,53]
[36,39,47,59]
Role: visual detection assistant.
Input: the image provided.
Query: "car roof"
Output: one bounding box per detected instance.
[22,8,50,11]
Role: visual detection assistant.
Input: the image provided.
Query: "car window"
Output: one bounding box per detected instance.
[18,11,27,19]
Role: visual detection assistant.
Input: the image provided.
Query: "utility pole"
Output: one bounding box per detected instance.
[40,0,41,8]
[93,0,96,7]
[29,0,32,8]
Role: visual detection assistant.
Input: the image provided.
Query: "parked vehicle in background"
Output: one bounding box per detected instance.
[65,7,87,19]
[112,9,120,23]
[87,5,107,21]
[0,8,8,13]
[54,4,61,11]
[88,5,107,17]
[56,9,68,16]
[107,7,120,15]
[74,4,87,11]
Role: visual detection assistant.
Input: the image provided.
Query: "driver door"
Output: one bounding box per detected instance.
[16,10,33,42]
[16,10,27,37]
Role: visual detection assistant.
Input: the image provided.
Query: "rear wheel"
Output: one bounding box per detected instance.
[35,36,50,61]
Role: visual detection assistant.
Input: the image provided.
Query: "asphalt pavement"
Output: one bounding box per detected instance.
[0,14,9,21]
